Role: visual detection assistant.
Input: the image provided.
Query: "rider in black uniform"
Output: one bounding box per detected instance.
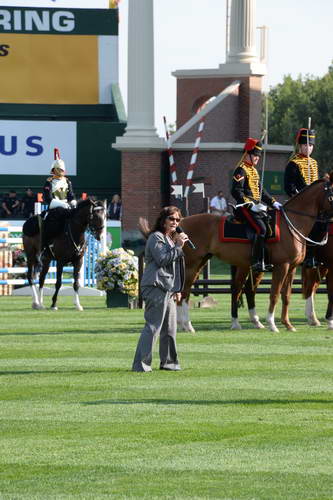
[284,128,324,268]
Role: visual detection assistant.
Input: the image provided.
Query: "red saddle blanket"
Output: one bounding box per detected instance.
[328,223,333,236]
[219,210,281,244]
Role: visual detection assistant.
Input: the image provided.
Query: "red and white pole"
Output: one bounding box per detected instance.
[184,119,205,198]
[163,116,177,185]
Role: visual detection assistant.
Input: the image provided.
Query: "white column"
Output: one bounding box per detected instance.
[118,0,163,148]
[227,0,258,64]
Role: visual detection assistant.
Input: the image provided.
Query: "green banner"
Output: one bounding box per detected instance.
[0,8,118,35]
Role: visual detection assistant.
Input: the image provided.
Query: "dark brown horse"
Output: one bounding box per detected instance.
[301,233,333,329]
[177,176,333,333]
[23,198,105,310]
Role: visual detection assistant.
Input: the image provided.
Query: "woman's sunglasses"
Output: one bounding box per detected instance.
[168,216,181,222]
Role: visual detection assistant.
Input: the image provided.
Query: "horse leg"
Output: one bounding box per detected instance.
[244,270,265,329]
[177,260,205,333]
[279,266,297,332]
[325,270,333,329]
[266,263,290,333]
[51,262,64,310]
[24,236,43,310]
[38,256,51,309]
[73,257,84,311]
[302,266,324,326]
[230,266,249,330]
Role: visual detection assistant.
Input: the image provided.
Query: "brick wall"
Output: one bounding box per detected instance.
[121,151,163,234]
[176,75,263,141]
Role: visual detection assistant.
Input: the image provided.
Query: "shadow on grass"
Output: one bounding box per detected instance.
[81,398,333,406]
[0,368,121,376]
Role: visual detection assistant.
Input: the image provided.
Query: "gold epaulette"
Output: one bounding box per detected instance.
[46,177,53,182]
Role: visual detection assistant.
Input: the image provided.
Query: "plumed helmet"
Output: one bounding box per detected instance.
[243,138,263,157]
[296,128,316,145]
[51,148,65,173]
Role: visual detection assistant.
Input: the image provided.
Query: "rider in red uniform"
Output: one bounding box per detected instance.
[231,138,282,272]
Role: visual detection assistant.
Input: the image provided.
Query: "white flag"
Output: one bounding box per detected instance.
[192,183,205,196]
[171,185,183,197]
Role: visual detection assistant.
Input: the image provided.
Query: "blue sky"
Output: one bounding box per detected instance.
[118,0,333,135]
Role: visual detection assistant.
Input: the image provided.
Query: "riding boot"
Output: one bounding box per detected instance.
[303,246,318,268]
[251,235,272,272]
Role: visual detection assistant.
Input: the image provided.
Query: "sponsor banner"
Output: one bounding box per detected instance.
[0,33,117,104]
[0,120,77,175]
[1,1,109,8]
[0,8,117,35]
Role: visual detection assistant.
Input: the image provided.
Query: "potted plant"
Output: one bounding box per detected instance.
[95,247,139,307]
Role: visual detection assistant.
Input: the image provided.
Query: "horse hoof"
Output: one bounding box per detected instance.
[327,321,333,330]
[230,321,242,330]
[76,306,84,312]
[183,322,195,333]
[32,303,43,310]
[268,325,279,333]
[287,326,297,332]
[51,306,58,311]
[308,319,321,327]
[253,321,265,329]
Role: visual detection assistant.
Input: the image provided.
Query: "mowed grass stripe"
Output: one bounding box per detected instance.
[0,295,333,499]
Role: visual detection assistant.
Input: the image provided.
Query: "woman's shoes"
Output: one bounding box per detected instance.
[160,363,181,371]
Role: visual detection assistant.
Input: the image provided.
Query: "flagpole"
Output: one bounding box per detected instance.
[307,117,311,183]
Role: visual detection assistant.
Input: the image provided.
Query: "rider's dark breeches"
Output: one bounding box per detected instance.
[240,207,267,237]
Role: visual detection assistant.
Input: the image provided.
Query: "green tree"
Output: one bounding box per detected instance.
[266,65,333,173]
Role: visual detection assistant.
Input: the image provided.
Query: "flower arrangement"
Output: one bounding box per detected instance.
[95,247,139,297]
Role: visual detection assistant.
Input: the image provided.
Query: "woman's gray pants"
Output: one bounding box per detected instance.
[132,286,178,371]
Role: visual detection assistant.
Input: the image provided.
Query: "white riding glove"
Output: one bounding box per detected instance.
[250,202,267,213]
[70,200,77,208]
[273,201,282,210]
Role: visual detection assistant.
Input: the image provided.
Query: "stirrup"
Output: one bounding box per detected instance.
[251,261,273,273]
[303,257,318,269]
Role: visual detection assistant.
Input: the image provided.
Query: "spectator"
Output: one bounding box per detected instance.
[2,190,20,217]
[21,188,37,219]
[209,190,227,216]
[108,194,122,220]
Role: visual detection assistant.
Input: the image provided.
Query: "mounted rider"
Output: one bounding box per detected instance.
[284,128,323,268]
[231,138,282,272]
[41,148,77,255]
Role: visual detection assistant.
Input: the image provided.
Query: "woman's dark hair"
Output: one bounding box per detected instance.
[151,206,182,234]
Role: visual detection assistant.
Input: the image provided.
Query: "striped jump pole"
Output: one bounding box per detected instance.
[163,116,179,192]
[183,118,206,200]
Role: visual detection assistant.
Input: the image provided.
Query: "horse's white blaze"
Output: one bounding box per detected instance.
[249,308,265,329]
[74,292,83,311]
[305,294,321,326]
[266,311,279,332]
[231,318,242,330]
[177,302,195,333]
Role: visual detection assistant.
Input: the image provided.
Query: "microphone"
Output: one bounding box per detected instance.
[176,226,196,250]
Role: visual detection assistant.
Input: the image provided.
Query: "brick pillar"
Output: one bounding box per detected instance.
[121,150,163,243]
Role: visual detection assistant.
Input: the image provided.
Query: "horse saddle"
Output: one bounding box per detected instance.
[219,209,281,244]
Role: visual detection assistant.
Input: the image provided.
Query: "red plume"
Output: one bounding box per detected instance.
[54,148,61,160]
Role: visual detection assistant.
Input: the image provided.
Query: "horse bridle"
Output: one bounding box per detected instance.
[282,180,333,245]
[87,201,106,238]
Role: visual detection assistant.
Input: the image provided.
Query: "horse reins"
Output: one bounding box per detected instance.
[281,181,333,246]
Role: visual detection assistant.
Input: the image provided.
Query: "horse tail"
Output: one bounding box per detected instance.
[138,217,150,240]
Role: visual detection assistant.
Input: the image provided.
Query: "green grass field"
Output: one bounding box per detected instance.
[1,293,333,499]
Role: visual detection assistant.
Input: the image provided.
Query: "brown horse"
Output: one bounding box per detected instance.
[23,198,105,311]
[177,176,333,333]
